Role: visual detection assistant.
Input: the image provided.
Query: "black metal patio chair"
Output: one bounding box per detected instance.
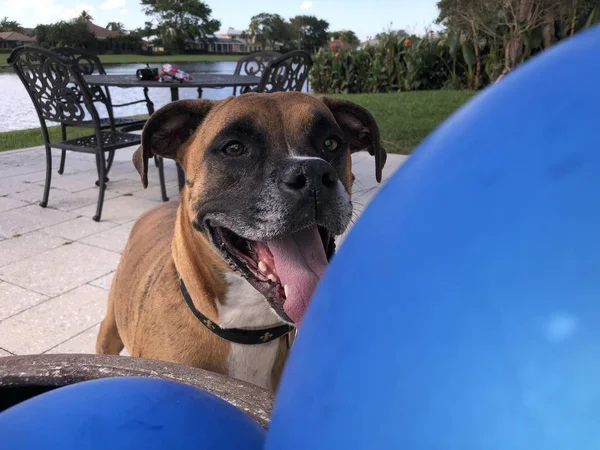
[255,50,312,93]
[8,45,168,221]
[232,51,281,95]
[50,47,159,179]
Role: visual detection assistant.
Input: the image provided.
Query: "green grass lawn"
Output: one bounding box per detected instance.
[1,53,241,66]
[330,91,475,154]
[0,91,474,153]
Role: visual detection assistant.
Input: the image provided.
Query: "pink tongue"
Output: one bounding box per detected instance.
[267,225,328,325]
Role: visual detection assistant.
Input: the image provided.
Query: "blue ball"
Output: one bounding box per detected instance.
[0,377,265,450]
[266,26,600,450]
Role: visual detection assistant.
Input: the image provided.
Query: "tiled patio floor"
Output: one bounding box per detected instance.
[0,145,406,357]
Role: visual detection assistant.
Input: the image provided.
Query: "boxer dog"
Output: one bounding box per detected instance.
[96,92,386,391]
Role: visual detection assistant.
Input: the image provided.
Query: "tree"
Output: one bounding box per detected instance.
[375,29,409,40]
[35,19,98,49]
[106,21,126,32]
[290,15,329,52]
[328,30,360,46]
[0,17,23,32]
[245,13,294,49]
[437,0,600,78]
[436,0,495,88]
[140,0,220,53]
[78,10,93,22]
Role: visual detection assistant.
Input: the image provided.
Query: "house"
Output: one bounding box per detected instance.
[187,27,282,54]
[141,35,164,53]
[0,31,35,49]
[85,21,121,40]
[358,38,380,49]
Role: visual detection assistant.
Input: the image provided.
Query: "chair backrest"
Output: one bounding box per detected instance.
[51,47,107,75]
[234,51,281,77]
[51,47,113,109]
[233,51,281,95]
[8,45,103,128]
[255,50,312,94]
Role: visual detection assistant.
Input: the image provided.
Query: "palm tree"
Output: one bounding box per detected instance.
[106,21,126,32]
[0,17,23,32]
[78,10,93,22]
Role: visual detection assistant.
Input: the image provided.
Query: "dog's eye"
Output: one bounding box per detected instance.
[323,137,341,152]
[222,142,246,157]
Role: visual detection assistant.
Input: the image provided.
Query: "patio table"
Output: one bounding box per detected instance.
[85,73,261,190]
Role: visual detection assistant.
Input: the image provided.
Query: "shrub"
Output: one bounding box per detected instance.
[311,34,473,94]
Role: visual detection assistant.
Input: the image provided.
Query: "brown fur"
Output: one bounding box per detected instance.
[97,92,385,390]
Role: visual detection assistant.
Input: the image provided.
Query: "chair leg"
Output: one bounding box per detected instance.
[157,156,169,202]
[154,155,159,168]
[40,145,52,208]
[58,151,67,175]
[95,150,113,187]
[58,125,67,175]
[144,87,155,115]
[94,151,108,222]
[106,150,116,175]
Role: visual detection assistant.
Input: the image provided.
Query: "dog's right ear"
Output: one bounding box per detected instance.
[133,99,217,188]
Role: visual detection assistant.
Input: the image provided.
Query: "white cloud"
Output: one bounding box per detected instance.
[119,8,128,14]
[2,0,96,23]
[99,0,125,10]
[300,1,312,10]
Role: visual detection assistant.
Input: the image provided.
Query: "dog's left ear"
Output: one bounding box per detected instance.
[133,99,217,188]
[321,97,387,183]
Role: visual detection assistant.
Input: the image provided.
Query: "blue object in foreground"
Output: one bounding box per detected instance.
[266,26,600,450]
[0,377,265,450]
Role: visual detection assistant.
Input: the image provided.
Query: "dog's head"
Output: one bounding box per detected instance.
[134,92,386,325]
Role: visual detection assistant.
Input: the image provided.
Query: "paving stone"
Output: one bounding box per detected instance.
[118,162,179,184]
[0,196,28,213]
[0,176,32,197]
[0,204,77,238]
[0,242,120,297]
[71,195,160,225]
[0,285,107,354]
[132,181,179,202]
[47,324,100,354]
[89,272,115,291]
[0,231,67,268]
[81,222,135,253]
[107,178,147,194]
[0,281,49,322]
[337,154,407,246]
[0,164,47,178]
[8,186,71,204]
[7,170,49,184]
[46,187,120,212]
[39,170,104,193]
[40,216,119,241]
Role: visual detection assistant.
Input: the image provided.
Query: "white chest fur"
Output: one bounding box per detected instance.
[217,272,284,390]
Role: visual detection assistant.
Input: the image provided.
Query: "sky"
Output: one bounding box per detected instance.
[2,0,441,40]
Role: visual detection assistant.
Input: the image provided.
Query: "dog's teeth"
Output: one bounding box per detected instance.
[284,285,289,298]
[267,274,277,282]
[258,261,268,273]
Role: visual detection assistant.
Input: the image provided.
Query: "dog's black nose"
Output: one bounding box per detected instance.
[279,158,339,195]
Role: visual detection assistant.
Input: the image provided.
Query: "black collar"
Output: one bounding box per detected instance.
[178,276,295,345]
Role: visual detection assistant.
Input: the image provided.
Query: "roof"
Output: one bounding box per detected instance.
[0,31,35,42]
[86,21,121,37]
[222,27,244,36]
[359,38,380,48]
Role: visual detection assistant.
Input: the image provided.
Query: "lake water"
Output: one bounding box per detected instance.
[0,61,245,132]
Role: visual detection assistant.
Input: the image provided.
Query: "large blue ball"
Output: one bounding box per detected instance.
[266,26,600,450]
[0,377,265,450]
